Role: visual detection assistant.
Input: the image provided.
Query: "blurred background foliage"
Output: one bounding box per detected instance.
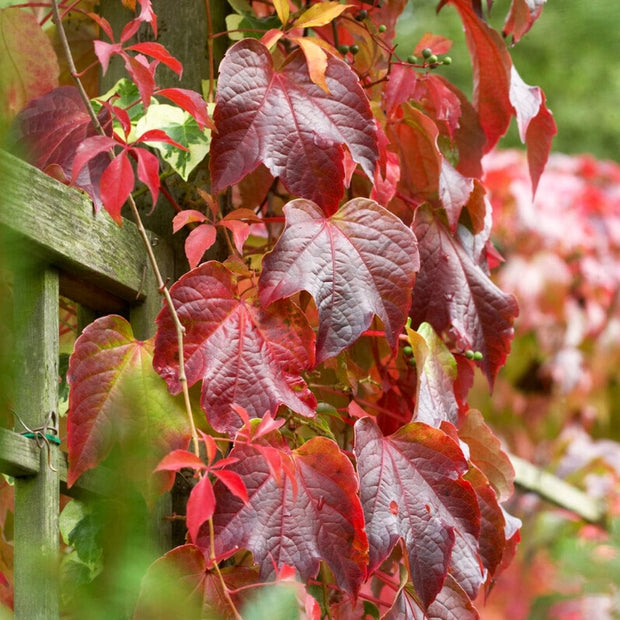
[397,0,620,161]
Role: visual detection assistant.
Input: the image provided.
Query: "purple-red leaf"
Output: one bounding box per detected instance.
[440,0,513,152]
[409,207,518,387]
[354,417,482,609]
[67,315,190,488]
[153,262,316,435]
[197,436,368,595]
[386,575,479,620]
[11,86,110,210]
[259,198,419,362]
[210,39,378,216]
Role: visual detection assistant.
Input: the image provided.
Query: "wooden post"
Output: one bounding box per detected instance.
[12,267,60,619]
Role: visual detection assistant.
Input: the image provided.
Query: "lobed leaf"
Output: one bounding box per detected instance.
[153,262,316,435]
[354,417,482,609]
[0,8,59,121]
[210,39,378,215]
[197,436,368,595]
[67,315,189,488]
[10,86,110,210]
[409,207,518,387]
[259,198,419,363]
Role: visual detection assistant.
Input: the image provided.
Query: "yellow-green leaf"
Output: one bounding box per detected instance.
[292,2,351,29]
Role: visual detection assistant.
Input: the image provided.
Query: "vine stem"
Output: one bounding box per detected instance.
[208,517,243,619]
[50,0,200,458]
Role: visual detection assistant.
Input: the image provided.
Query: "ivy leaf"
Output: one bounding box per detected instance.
[409,207,518,387]
[210,39,378,216]
[196,435,369,595]
[10,86,110,210]
[0,8,59,121]
[136,103,211,181]
[67,315,190,488]
[354,417,482,609]
[153,262,316,436]
[259,198,419,363]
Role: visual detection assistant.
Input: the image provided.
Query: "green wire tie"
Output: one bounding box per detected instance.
[22,432,61,445]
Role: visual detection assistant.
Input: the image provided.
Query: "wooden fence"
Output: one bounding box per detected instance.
[0,149,175,619]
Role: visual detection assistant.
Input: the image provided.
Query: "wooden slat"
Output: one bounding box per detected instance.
[12,268,60,619]
[0,427,115,499]
[0,149,157,306]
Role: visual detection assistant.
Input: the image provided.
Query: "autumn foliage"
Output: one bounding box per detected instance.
[0,0,561,617]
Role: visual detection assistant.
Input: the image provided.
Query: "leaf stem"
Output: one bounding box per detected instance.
[204,0,216,103]
[51,0,200,458]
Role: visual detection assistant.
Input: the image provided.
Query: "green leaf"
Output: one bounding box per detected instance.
[136,103,211,180]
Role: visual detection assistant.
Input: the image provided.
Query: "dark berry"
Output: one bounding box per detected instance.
[337,44,350,55]
[355,9,368,21]
[349,44,360,55]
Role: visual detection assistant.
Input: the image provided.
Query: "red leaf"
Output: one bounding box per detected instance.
[132,146,160,206]
[153,262,316,435]
[71,135,117,182]
[354,417,482,609]
[414,32,453,57]
[211,469,248,504]
[156,88,214,131]
[93,40,122,74]
[100,150,134,224]
[187,474,216,541]
[219,219,250,255]
[11,86,111,210]
[123,53,155,106]
[198,436,368,594]
[259,198,419,362]
[184,224,217,269]
[503,0,545,43]
[389,105,442,207]
[409,207,518,387]
[136,128,187,150]
[0,8,59,120]
[172,209,208,233]
[155,449,206,473]
[441,0,512,151]
[210,39,378,216]
[67,315,189,487]
[127,42,183,76]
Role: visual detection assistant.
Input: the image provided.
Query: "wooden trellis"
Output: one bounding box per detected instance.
[0,149,175,619]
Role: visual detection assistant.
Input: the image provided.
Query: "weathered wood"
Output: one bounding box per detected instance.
[0,427,116,499]
[12,267,60,619]
[0,149,157,307]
